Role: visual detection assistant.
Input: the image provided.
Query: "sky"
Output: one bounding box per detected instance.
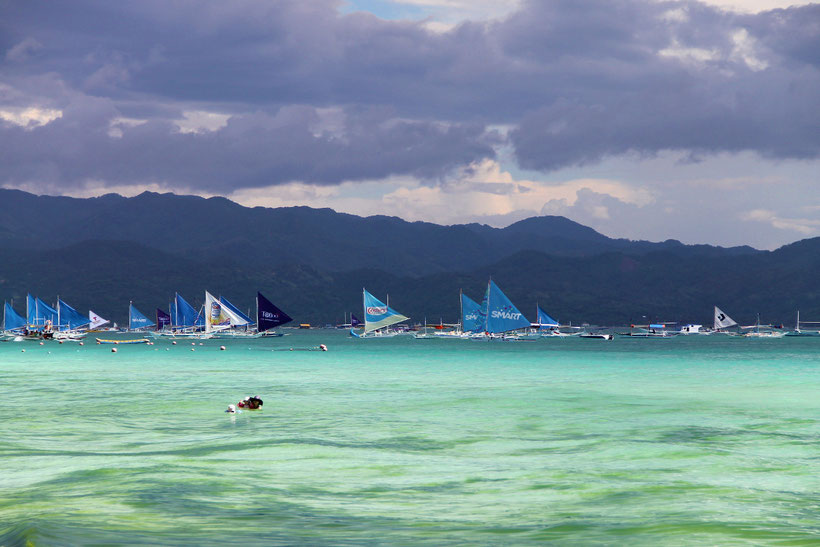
[1,0,818,249]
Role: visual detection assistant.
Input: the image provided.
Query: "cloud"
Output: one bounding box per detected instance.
[0,0,818,250]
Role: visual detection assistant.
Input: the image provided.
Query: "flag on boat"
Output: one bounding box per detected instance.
[88,310,110,330]
[129,303,155,329]
[350,314,362,327]
[363,289,408,333]
[257,292,292,332]
[483,280,530,334]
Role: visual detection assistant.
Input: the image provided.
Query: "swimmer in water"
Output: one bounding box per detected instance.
[226,404,238,413]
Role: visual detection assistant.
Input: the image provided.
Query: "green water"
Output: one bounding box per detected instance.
[1,333,819,545]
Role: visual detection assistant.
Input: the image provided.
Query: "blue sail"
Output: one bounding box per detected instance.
[484,280,530,334]
[461,293,484,333]
[57,299,91,330]
[536,306,559,328]
[173,293,199,327]
[34,297,59,327]
[350,314,361,327]
[363,289,408,333]
[4,302,27,331]
[129,304,155,329]
[220,296,253,324]
[26,294,36,325]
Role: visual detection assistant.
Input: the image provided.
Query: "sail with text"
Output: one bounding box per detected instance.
[173,293,199,327]
[483,280,530,334]
[88,310,110,330]
[461,293,484,333]
[3,302,27,332]
[156,308,171,330]
[205,291,249,332]
[57,298,91,331]
[714,306,738,330]
[535,306,559,328]
[363,289,409,334]
[257,292,292,332]
[129,303,155,330]
[220,296,253,326]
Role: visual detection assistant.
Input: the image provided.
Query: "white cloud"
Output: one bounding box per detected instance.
[175,110,231,134]
[0,106,62,128]
[741,209,820,235]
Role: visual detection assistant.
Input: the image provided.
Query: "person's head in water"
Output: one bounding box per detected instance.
[226,404,236,413]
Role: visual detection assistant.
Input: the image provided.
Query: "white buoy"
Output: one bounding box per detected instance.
[220,346,226,351]
[59,340,64,344]
[191,342,196,346]
[172,341,177,345]
[21,349,26,353]
[111,347,118,353]
[79,342,84,346]
[166,348,170,351]
[39,342,44,346]
[191,347,195,351]
[199,342,203,346]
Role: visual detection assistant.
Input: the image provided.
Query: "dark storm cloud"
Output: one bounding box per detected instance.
[0,0,818,190]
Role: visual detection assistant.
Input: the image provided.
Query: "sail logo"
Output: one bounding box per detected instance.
[491,310,522,320]
[464,313,479,321]
[717,313,726,321]
[367,306,387,315]
[261,311,278,319]
[210,302,222,321]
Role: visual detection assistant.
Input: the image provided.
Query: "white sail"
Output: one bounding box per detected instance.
[205,291,247,332]
[714,306,737,330]
[88,310,110,330]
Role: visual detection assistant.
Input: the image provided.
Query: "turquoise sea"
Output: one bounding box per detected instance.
[1,332,819,545]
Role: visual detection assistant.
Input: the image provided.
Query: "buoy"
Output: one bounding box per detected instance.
[191,347,195,351]
[79,342,84,346]
[111,347,118,353]
[220,346,226,351]
[191,342,196,346]
[166,348,170,351]
[21,349,26,353]
[39,342,44,346]
[59,340,64,344]
[319,344,328,351]
[172,341,177,345]
[199,342,203,346]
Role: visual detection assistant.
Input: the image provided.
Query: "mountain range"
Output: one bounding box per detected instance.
[0,188,817,327]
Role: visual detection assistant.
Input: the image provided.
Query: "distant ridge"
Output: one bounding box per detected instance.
[1,189,815,327]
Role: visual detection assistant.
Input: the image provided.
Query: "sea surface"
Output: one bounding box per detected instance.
[1,332,819,545]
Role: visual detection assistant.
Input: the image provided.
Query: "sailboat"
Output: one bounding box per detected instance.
[23,295,58,340]
[350,289,409,338]
[415,290,481,339]
[129,302,156,332]
[204,291,252,337]
[153,293,212,338]
[785,311,820,337]
[53,298,91,340]
[712,306,739,335]
[2,301,27,341]
[256,291,292,336]
[742,314,786,338]
[88,310,111,331]
[471,280,531,340]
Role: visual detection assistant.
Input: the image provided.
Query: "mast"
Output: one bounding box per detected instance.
[129,300,132,331]
[362,288,366,333]
[459,288,463,333]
